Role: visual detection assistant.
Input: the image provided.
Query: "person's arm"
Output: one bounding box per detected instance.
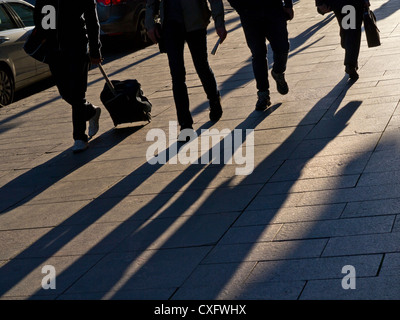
[84,0,102,63]
[283,0,294,20]
[208,0,227,43]
[145,0,161,44]
[316,0,331,15]
[33,0,44,27]
[284,0,293,8]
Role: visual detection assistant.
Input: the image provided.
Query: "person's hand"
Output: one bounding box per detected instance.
[317,4,331,14]
[147,27,160,44]
[90,56,103,65]
[216,26,227,44]
[284,7,294,20]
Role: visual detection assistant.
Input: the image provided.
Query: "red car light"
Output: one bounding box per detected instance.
[97,0,111,5]
[96,0,127,5]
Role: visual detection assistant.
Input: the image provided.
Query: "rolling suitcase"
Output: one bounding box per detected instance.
[98,64,152,126]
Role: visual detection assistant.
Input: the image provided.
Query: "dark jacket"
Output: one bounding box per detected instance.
[33,0,101,58]
[315,0,364,10]
[228,0,293,14]
[145,0,225,32]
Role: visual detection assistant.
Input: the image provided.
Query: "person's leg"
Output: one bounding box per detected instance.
[186,29,219,101]
[334,5,363,79]
[239,14,271,109]
[240,15,269,93]
[345,6,363,68]
[73,55,96,142]
[266,8,290,95]
[163,21,193,130]
[49,52,96,144]
[186,28,222,121]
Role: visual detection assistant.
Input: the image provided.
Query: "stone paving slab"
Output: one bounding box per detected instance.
[0,0,400,301]
[300,275,400,300]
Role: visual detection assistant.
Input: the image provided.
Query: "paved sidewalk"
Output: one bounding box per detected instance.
[0,0,400,300]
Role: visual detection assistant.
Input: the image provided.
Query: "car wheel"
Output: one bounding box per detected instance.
[0,67,14,106]
[135,12,149,46]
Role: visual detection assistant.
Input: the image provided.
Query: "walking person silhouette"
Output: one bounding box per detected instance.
[33,0,103,153]
[145,0,227,142]
[316,0,371,80]
[227,0,294,110]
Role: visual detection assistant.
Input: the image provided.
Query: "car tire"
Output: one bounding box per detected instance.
[0,67,14,106]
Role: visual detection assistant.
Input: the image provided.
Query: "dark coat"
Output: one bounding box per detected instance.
[315,0,364,10]
[228,0,293,14]
[33,0,101,58]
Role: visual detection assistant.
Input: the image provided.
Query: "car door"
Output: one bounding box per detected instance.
[0,2,36,87]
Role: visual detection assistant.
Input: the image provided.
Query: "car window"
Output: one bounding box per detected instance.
[7,2,34,27]
[0,5,18,31]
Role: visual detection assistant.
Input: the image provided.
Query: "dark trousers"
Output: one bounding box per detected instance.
[49,52,95,142]
[163,21,219,129]
[239,8,290,92]
[333,3,363,69]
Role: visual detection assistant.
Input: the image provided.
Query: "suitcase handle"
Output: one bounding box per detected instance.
[98,63,116,95]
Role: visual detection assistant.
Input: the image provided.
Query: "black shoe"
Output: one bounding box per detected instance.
[255,91,272,111]
[209,95,223,121]
[345,66,359,81]
[72,140,89,153]
[271,70,289,95]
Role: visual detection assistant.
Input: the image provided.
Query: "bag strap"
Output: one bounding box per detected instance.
[98,63,116,95]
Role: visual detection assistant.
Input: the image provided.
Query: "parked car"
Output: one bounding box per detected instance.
[96,0,149,45]
[0,0,51,106]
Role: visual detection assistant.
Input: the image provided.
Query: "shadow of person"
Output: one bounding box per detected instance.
[106,77,362,300]
[10,102,280,299]
[0,125,144,214]
[190,78,363,299]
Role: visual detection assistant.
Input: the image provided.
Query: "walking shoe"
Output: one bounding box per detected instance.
[255,90,272,111]
[209,95,223,122]
[345,66,359,81]
[177,126,196,143]
[271,70,289,95]
[88,106,101,138]
[72,140,89,153]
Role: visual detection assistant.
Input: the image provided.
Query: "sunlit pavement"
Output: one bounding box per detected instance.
[0,0,399,300]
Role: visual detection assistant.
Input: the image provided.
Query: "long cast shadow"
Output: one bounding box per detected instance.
[198,77,362,299]
[107,76,359,299]
[373,0,400,21]
[26,103,281,299]
[23,77,358,300]
[231,142,377,300]
[0,116,236,297]
[0,126,144,214]
[73,77,357,299]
